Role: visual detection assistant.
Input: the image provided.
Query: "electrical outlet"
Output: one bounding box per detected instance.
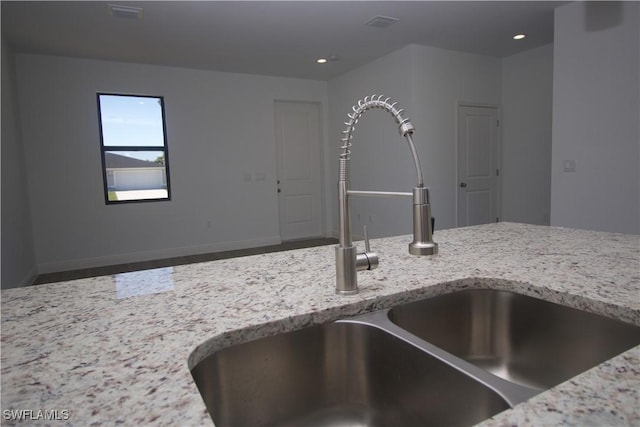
[563,160,576,173]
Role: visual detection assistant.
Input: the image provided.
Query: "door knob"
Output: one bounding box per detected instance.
[277,188,281,193]
[460,182,467,188]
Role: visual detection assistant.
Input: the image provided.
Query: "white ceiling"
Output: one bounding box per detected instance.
[1,1,567,81]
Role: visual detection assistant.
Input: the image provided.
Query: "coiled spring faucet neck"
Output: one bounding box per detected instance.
[335,94,438,295]
[340,94,423,186]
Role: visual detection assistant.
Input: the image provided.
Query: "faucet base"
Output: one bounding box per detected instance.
[335,288,360,296]
[409,241,439,256]
[335,245,358,294]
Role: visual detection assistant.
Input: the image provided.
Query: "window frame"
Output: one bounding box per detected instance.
[97,93,172,205]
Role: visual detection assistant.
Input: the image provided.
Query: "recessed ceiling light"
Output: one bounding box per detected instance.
[316,55,339,64]
[513,34,527,40]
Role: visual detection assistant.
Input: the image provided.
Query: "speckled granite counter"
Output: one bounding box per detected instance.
[1,223,639,426]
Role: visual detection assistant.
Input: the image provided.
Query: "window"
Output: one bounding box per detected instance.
[97,93,171,203]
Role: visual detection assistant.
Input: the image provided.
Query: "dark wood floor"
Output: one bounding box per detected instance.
[33,237,338,285]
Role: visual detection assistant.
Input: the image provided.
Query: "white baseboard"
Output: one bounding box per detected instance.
[1,264,38,289]
[36,236,282,274]
[21,265,38,286]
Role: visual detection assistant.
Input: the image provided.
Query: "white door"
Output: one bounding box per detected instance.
[457,104,500,227]
[275,101,324,241]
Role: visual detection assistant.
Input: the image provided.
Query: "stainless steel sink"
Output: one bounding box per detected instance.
[191,322,510,427]
[388,289,640,390]
[191,288,640,425]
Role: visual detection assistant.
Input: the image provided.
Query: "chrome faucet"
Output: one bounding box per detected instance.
[335,95,438,295]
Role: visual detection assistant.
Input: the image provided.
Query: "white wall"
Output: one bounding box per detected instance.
[327,44,501,238]
[15,54,328,273]
[501,44,553,225]
[551,1,640,234]
[1,39,37,288]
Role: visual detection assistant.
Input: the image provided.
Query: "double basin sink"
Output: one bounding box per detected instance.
[190,288,640,427]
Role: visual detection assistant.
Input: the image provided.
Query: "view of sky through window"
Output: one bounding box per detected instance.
[99,95,165,161]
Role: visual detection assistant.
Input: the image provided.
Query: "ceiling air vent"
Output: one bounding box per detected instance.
[364,15,399,29]
[108,4,144,20]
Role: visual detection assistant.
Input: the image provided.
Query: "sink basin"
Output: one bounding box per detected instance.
[388,289,640,390]
[191,322,509,427]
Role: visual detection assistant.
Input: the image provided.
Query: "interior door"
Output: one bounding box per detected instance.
[457,105,500,227]
[274,101,324,241]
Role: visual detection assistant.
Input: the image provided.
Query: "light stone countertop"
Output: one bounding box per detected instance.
[1,222,639,426]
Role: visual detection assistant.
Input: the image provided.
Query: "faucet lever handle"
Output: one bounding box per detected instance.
[363,225,371,252]
[356,226,379,272]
